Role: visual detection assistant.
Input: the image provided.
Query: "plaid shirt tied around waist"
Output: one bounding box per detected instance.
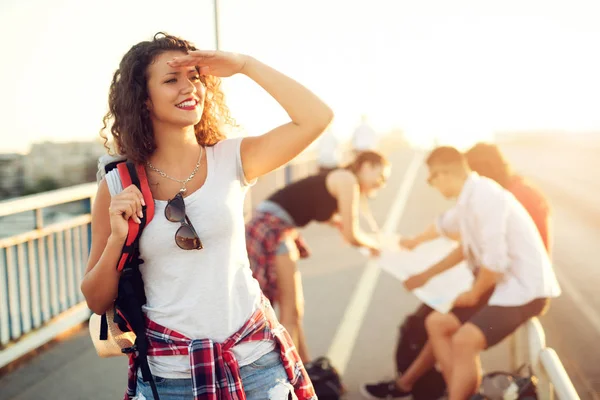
[124,297,316,400]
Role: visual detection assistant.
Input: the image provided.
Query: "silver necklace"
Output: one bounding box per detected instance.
[146,146,204,193]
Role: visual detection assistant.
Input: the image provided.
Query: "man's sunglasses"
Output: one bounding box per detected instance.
[165,192,203,250]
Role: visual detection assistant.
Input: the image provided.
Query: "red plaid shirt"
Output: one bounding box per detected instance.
[246,212,310,303]
[124,297,316,400]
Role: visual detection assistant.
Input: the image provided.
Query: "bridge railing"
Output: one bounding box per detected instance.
[0,183,97,368]
[510,319,580,400]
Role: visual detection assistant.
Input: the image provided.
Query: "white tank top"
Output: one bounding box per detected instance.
[135,138,275,378]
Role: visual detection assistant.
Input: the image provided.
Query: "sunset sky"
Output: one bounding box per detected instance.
[1,0,599,153]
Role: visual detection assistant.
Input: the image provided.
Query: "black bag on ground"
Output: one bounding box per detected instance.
[305,356,345,400]
[395,305,447,400]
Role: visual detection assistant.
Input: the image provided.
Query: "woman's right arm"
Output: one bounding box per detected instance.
[327,170,380,252]
[80,179,143,314]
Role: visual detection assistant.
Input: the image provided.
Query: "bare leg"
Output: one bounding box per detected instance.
[448,324,487,400]
[275,239,310,361]
[296,320,310,363]
[395,341,436,391]
[425,312,462,384]
[293,270,310,362]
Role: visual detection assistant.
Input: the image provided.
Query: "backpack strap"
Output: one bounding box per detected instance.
[112,162,154,272]
[99,313,109,341]
[106,161,160,399]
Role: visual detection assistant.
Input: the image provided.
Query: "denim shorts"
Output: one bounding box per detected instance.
[134,350,297,400]
[256,201,298,256]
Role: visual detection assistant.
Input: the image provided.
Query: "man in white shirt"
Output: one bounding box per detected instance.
[416,146,560,399]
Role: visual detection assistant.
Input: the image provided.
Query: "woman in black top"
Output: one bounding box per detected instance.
[246,150,390,362]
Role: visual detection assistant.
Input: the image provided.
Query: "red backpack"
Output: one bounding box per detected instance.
[89,159,161,399]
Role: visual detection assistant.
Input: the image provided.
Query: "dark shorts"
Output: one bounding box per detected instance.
[469,297,550,348]
[413,289,494,324]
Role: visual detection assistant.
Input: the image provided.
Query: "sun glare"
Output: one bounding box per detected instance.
[1,0,599,152]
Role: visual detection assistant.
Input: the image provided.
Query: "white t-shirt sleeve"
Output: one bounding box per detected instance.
[235,137,257,188]
[213,137,257,188]
[105,169,124,196]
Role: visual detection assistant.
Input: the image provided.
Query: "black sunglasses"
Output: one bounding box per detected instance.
[165,192,203,250]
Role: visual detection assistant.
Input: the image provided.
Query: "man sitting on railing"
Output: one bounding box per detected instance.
[405,147,560,400]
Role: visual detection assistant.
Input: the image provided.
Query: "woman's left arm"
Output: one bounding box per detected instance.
[359,196,380,233]
[169,51,334,180]
[239,57,334,180]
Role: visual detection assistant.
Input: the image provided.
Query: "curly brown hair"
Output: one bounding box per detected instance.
[100,32,234,164]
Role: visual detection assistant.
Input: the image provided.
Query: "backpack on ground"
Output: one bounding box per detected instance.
[305,356,346,399]
[470,365,538,400]
[395,305,447,400]
[88,156,160,399]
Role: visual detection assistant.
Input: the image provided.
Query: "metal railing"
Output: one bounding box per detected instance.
[510,318,580,400]
[0,183,97,368]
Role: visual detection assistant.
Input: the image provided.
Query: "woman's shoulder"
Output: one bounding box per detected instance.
[211,137,245,163]
[325,168,357,196]
[212,137,241,152]
[327,168,357,183]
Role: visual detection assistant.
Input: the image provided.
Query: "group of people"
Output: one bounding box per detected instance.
[360,144,559,399]
[82,32,560,400]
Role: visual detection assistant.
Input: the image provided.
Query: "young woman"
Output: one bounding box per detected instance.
[81,32,333,400]
[246,150,390,362]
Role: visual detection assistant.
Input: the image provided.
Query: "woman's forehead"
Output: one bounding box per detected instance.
[147,50,189,76]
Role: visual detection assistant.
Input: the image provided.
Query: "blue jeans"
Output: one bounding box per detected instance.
[134,350,297,400]
[256,201,298,256]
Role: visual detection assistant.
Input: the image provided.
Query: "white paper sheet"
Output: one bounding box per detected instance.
[375,237,474,314]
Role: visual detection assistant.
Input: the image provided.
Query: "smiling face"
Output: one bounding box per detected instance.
[145,50,207,129]
[103,34,232,164]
